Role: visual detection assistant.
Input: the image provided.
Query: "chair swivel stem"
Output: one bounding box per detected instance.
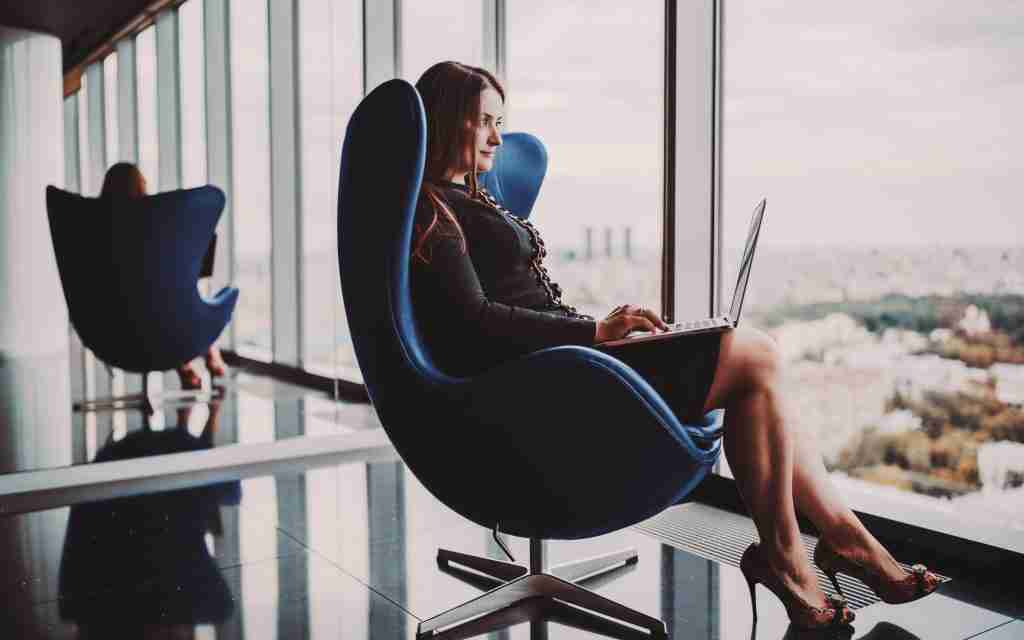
[530,538,546,574]
[492,522,515,562]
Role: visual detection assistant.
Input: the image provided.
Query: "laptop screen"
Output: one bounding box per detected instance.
[728,199,766,323]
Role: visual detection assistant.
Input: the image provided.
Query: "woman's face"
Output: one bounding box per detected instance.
[464,87,504,175]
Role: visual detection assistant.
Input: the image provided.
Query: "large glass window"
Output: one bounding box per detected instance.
[298,0,362,377]
[180,0,207,189]
[136,27,159,187]
[103,53,119,163]
[723,1,1024,549]
[230,0,273,358]
[507,0,663,319]
[400,0,483,83]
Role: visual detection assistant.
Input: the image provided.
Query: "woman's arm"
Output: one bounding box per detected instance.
[416,233,597,351]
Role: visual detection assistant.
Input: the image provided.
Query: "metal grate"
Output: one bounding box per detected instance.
[633,503,949,610]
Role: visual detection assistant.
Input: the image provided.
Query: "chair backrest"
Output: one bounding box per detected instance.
[46,185,231,372]
[337,80,456,462]
[478,132,547,220]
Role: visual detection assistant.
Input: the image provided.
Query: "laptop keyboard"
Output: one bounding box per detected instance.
[667,317,728,332]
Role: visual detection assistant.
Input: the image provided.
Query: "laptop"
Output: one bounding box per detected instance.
[599,198,766,348]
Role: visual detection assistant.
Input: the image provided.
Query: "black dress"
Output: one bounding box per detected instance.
[410,181,721,421]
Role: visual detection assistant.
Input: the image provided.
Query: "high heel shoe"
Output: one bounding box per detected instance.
[740,543,854,630]
[813,538,942,604]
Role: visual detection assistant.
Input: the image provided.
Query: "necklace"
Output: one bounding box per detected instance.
[474,188,591,320]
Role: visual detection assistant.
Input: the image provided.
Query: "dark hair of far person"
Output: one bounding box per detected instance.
[412,61,505,264]
[99,162,147,199]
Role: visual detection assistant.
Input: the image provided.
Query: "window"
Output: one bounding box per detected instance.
[179,0,207,189]
[298,0,362,377]
[230,0,273,358]
[400,0,483,83]
[136,27,158,187]
[102,53,119,163]
[722,1,1024,550]
[507,0,663,320]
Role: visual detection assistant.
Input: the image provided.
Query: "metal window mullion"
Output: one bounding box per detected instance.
[670,0,717,321]
[85,62,114,440]
[64,95,89,464]
[156,9,182,191]
[482,0,506,81]
[85,63,107,195]
[115,36,145,408]
[117,38,139,164]
[268,0,301,366]
[363,0,399,93]
[204,0,236,349]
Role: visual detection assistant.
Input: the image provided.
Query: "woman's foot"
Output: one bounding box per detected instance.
[177,361,203,390]
[815,519,942,604]
[205,346,228,378]
[741,542,854,630]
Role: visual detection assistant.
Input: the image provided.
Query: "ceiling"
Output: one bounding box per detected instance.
[1,0,153,71]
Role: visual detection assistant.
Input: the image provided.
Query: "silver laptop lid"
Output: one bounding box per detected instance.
[728,199,767,324]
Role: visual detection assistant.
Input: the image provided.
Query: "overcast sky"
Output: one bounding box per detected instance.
[721,0,1024,248]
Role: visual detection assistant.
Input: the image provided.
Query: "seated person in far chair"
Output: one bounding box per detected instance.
[99,162,229,390]
[409,60,941,631]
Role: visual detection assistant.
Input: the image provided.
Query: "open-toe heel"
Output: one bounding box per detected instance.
[740,543,854,631]
[813,539,942,605]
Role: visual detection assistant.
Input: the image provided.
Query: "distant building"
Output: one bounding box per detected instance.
[958,304,991,336]
[991,363,1024,406]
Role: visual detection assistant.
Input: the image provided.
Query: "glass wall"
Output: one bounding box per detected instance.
[507,0,663,319]
[229,0,273,358]
[722,1,1024,547]
[102,54,118,164]
[400,0,484,83]
[298,0,363,376]
[136,26,158,188]
[179,0,207,189]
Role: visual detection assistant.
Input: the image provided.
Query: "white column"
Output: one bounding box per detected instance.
[0,26,69,358]
[0,26,73,474]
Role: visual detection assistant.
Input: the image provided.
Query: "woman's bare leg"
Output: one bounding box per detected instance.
[699,327,825,604]
[701,327,910,594]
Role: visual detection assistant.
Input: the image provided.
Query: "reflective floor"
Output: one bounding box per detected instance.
[0,350,379,476]
[2,418,1021,639]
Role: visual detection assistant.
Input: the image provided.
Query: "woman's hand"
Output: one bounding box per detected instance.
[595,304,669,343]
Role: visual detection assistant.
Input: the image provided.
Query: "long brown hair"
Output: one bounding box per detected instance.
[412,61,505,263]
[100,162,147,199]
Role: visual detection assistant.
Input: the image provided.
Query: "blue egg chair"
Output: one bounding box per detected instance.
[46,185,239,414]
[337,79,724,637]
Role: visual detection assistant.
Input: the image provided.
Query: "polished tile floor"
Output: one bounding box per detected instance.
[0,353,380,475]
[2,424,1021,640]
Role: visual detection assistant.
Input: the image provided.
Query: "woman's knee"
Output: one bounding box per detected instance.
[742,327,781,390]
[702,327,780,409]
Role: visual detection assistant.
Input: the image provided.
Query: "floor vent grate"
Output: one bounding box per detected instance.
[633,503,949,610]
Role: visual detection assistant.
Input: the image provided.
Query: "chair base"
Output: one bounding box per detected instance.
[74,374,224,416]
[420,544,663,638]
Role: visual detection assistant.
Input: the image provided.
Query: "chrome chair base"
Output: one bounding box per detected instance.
[73,373,224,416]
[420,545,664,638]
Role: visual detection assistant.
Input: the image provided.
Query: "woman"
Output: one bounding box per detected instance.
[99,163,228,390]
[409,62,941,630]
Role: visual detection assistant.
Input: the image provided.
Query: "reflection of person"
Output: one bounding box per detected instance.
[99,163,228,390]
[409,61,940,630]
[58,400,236,637]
